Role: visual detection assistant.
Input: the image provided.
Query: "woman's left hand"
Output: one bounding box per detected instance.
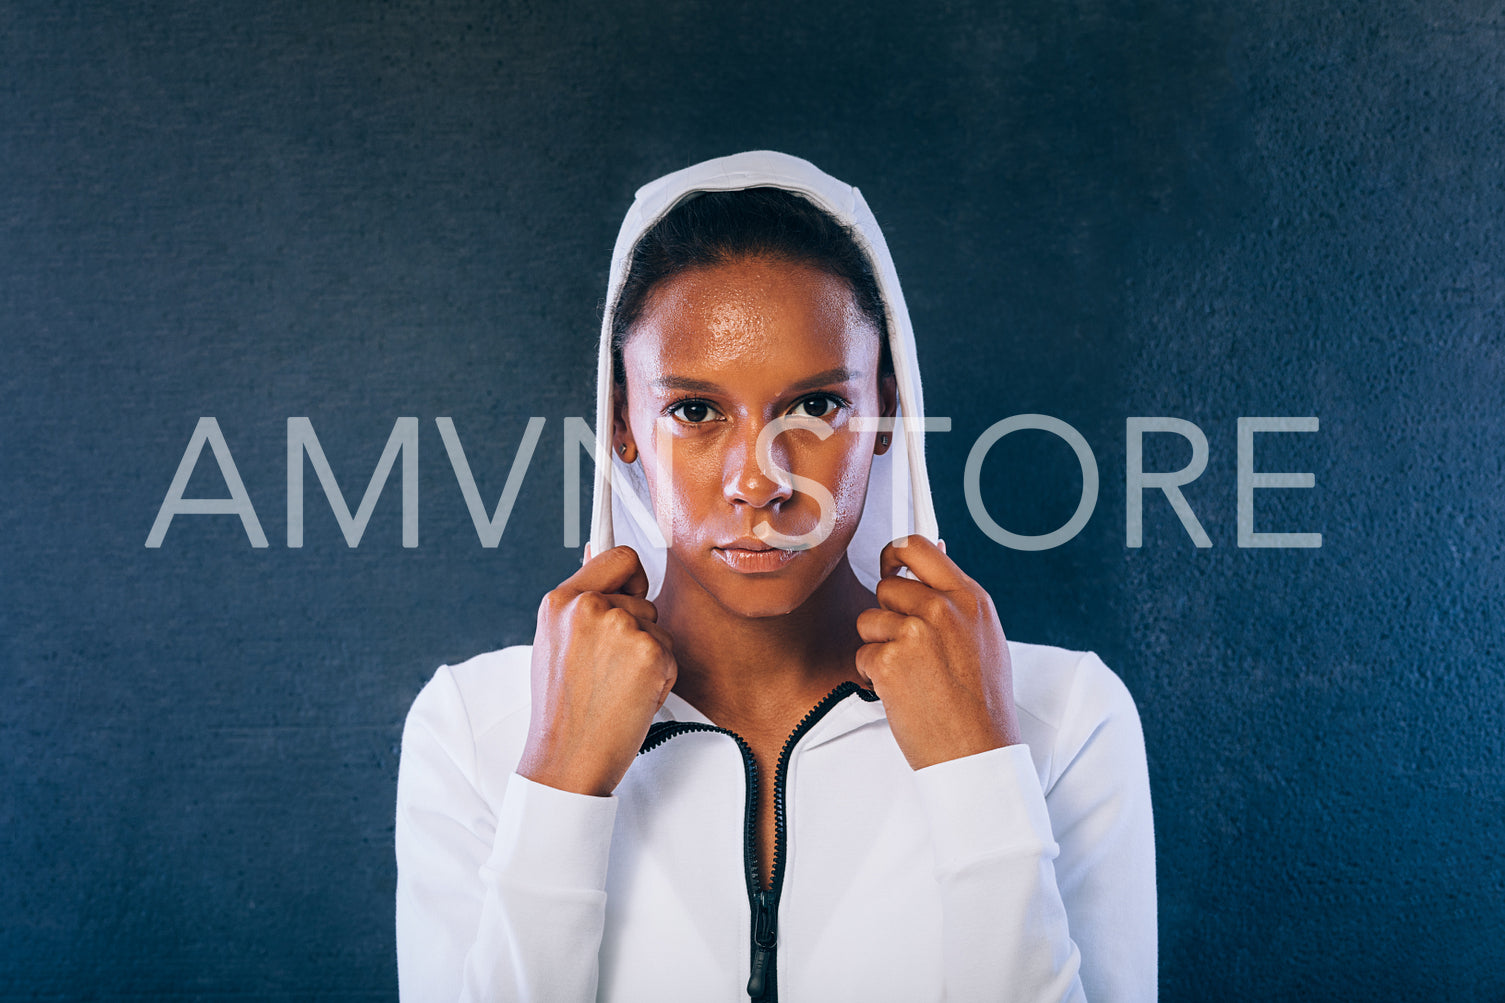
[855,536,1022,770]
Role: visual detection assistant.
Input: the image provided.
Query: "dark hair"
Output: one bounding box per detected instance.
[609,187,892,384]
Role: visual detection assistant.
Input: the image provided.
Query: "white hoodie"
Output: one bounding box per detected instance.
[395,152,1157,1002]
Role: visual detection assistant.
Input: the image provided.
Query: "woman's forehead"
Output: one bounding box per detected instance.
[623,258,881,383]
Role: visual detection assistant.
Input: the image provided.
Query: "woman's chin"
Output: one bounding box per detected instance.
[703,574,815,620]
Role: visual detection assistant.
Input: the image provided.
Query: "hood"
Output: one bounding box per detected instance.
[589,150,938,598]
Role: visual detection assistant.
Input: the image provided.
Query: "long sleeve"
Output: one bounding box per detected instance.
[912,650,1156,1002]
[1045,652,1157,1001]
[395,664,618,1003]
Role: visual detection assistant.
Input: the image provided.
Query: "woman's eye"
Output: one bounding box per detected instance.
[670,401,714,423]
[794,395,839,418]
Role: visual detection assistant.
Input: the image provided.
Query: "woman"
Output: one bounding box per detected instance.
[396,151,1156,1001]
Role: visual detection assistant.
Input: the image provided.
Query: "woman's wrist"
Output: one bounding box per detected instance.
[517,740,619,798]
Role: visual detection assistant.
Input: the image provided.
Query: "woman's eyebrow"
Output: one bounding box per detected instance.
[786,367,861,393]
[651,375,725,394]
[651,368,860,395]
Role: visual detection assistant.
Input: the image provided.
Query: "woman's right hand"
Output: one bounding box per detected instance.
[517,545,677,797]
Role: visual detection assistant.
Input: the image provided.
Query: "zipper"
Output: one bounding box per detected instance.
[747,888,777,998]
[638,681,879,1001]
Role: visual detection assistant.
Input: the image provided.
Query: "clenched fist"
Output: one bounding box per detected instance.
[855,536,1021,771]
[517,545,677,797]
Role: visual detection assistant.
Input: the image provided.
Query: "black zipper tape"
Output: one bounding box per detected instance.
[638,682,879,1001]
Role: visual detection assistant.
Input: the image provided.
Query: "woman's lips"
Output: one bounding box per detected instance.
[713,539,799,574]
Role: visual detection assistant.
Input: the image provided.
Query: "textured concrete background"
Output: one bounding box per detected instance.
[2,0,1502,998]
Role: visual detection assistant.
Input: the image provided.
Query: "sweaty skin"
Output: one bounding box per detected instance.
[520,255,1020,888]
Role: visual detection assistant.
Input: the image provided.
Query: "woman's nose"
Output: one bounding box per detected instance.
[723,422,794,509]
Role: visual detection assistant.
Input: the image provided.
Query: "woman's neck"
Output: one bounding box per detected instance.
[656,557,875,738]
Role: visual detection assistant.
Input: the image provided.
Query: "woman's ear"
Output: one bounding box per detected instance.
[874,372,898,456]
[612,392,639,464]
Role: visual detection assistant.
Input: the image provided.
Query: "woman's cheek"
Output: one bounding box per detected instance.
[654,433,720,536]
[822,443,875,529]
[634,422,689,538]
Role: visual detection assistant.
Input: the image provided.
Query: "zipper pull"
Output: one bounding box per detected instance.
[747,948,771,1000]
[746,889,778,999]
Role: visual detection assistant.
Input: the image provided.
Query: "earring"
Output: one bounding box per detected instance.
[618,441,637,463]
[880,433,890,447]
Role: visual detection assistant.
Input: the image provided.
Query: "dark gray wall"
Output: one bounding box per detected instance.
[3,0,1501,999]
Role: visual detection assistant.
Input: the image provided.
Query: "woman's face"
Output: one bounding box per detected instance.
[617,255,894,619]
